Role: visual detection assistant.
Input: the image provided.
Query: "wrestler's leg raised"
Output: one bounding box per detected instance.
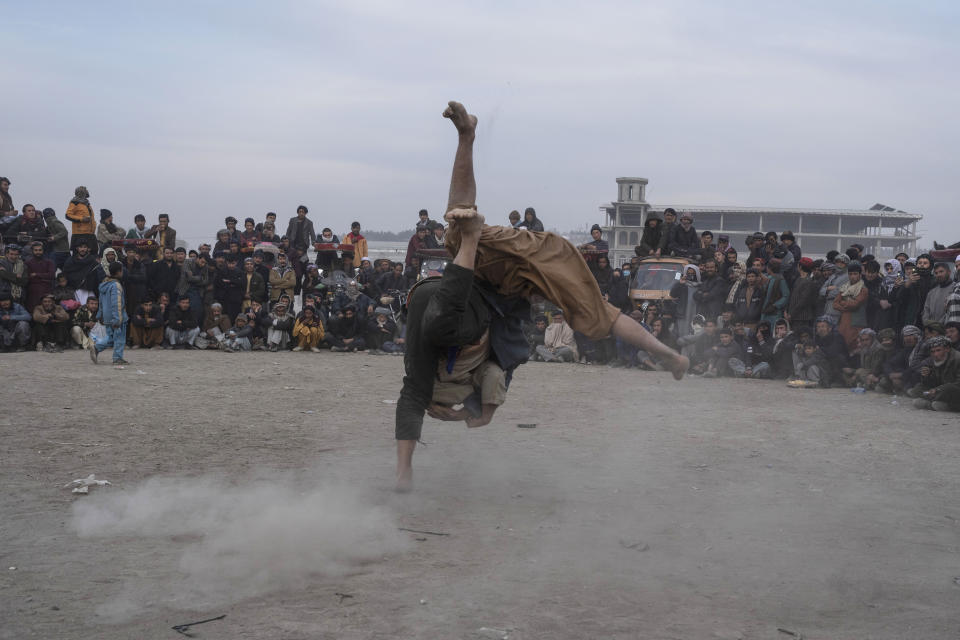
[442,100,687,379]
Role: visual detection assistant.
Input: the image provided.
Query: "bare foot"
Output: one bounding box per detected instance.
[443,101,477,138]
[395,468,412,493]
[444,207,485,235]
[668,354,690,381]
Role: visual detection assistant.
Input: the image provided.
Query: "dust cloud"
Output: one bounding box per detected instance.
[70,474,409,620]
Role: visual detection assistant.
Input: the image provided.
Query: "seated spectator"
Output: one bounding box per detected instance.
[366,306,397,353]
[636,213,662,257]
[731,321,775,378]
[678,318,718,374]
[872,328,902,393]
[536,310,577,362]
[165,295,200,348]
[381,320,406,354]
[70,296,99,350]
[95,209,126,250]
[813,315,849,385]
[0,243,29,305]
[292,305,324,352]
[841,328,884,388]
[579,224,609,261]
[196,302,232,350]
[130,297,164,349]
[244,299,269,349]
[518,207,544,232]
[315,228,340,271]
[222,313,253,352]
[702,327,744,378]
[326,304,366,352]
[0,292,31,351]
[792,338,832,387]
[51,273,76,305]
[212,229,231,258]
[266,300,294,351]
[946,321,960,350]
[32,293,70,352]
[525,314,547,360]
[331,280,374,323]
[908,337,960,411]
[767,319,800,379]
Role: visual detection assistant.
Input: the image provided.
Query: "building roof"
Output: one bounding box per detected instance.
[630,204,923,220]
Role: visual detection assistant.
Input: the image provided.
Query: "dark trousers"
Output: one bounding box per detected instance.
[34,321,69,345]
[395,264,490,441]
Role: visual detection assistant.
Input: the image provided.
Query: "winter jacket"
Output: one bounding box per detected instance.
[733,282,764,325]
[269,265,296,302]
[167,305,198,331]
[65,202,95,236]
[284,217,317,252]
[62,253,98,291]
[147,259,181,299]
[637,219,663,256]
[666,224,699,258]
[0,302,30,327]
[922,280,954,326]
[45,216,70,252]
[96,278,128,326]
[32,303,69,325]
[692,275,728,322]
[786,276,820,328]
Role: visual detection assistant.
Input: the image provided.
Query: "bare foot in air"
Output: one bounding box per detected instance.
[668,354,690,381]
[444,207,485,234]
[443,101,477,138]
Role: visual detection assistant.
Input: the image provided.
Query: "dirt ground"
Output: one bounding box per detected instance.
[2,348,959,640]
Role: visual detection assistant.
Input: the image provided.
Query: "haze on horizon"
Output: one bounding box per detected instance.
[5,1,958,248]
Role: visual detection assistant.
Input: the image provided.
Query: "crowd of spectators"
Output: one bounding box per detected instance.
[0,180,418,361]
[3,177,958,412]
[528,207,960,414]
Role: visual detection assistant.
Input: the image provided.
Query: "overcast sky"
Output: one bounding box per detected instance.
[5,1,958,247]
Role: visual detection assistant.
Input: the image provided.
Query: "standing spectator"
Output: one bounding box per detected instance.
[165,295,200,348]
[0,244,28,304]
[819,255,849,320]
[65,186,97,251]
[95,209,126,251]
[921,263,954,326]
[126,214,149,239]
[178,253,209,323]
[343,222,368,263]
[62,243,97,296]
[314,227,339,271]
[424,221,446,249]
[417,209,431,228]
[93,247,125,290]
[0,292,31,350]
[285,205,315,283]
[759,259,790,328]
[734,268,764,328]
[785,257,819,330]
[42,208,70,269]
[70,296,99,350]
[223,216,242,245]
[32,293,70,351]
[240,257,267,311]
[876,259,904,330]
[692,259,726,322]
[148,247,181,301]
[241,217,260,244]
[579,224,609,260]
[255,211,277,235]
[89,262,129,364]
[216,255,244,320]
[517,207,544,232]
[124,251,148,318]
[405,224,430,266]
[0,177,13,214]
[899,253,934,328]
[24,242,56,313]
[144,213,176,259]
[833,261,869,351]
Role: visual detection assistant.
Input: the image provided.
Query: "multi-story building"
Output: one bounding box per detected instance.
[600,177,922,266]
